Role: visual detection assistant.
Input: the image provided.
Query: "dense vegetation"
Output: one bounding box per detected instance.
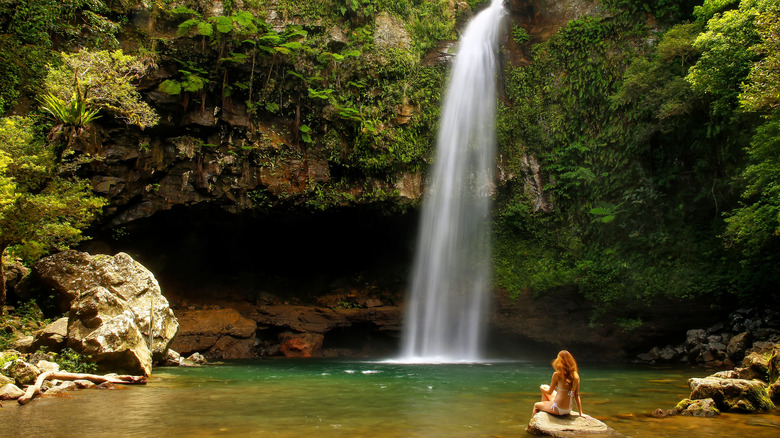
[495,0,779,318]
[0,0,777,320]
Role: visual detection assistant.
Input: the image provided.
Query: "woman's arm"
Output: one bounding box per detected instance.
[574,377,583,416]
[541,372,559,395]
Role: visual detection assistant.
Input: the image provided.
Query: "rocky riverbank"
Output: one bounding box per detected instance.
[652,341,779,418]
[635,308,780,369]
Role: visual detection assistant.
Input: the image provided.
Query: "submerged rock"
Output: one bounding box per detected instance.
[527,412,620,437]
[673,398,720,417]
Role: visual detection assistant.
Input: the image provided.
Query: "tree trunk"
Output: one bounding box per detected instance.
[18,371,147,405]
[0,243,7,313]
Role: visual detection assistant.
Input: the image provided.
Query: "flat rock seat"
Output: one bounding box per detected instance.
[527,412,622,437]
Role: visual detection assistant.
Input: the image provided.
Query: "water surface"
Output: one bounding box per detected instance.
[3,359,779,437]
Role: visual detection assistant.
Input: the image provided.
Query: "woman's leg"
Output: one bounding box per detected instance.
[539,385,554,402]
[533,401,557,416]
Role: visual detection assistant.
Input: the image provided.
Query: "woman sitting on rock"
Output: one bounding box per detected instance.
[532,350,584,417]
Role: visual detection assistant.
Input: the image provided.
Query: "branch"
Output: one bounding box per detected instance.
[18,371,146,405]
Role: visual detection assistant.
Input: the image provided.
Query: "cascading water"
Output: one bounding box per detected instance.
[400,0,506,363]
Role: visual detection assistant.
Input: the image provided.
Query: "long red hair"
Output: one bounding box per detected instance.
[552,350,578,386]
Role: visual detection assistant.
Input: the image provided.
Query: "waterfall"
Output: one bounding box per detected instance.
[400,0,506,362]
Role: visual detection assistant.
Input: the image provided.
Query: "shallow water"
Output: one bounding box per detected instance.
[2,359,779,437]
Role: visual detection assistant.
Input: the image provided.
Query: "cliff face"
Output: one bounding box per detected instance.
[82,0,597,228]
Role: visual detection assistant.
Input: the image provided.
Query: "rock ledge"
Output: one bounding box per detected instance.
[527,412,621,437]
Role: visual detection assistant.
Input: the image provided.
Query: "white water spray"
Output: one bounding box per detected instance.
[400,0,506,363]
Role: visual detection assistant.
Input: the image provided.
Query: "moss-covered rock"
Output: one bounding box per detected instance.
[689,377,775,413]
[673,398,720,417]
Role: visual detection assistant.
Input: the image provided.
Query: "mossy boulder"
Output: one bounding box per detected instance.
[673,398,720,417]
[1,359,40,386]
[689,377,775,413]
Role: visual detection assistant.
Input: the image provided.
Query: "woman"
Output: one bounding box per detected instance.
[532,350,584,417]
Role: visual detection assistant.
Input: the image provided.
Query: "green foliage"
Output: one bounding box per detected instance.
[0,116,106,263]
[512,25,531,45]
[0,300,50,350]
[0,0,125,113]
[50,348,98,373]
[602,0,700,22]
[686,0,768,115]
[40,91,101,127]
[45,50,159,129]
[494,3,771,313]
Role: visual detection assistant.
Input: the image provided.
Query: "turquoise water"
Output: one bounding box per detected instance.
[3,359,779,437]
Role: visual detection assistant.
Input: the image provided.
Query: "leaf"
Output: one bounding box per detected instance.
[197,21,213,36]
[214,16,233,34]
[280,41,302,50]
[234,11,254,28]
[159,80,182,95]
[287,70,306,81]
[299,124,311,133]
[178,19,201,36]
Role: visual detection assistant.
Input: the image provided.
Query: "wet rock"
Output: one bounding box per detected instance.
[727,331,752,361]
[658,346,677,361]
[0,383,24,400]
[74,379,98,389]
[741,351,770,381]
[770,347,780,383]
[0,374,13,386]
[689,377,775,413]
[45,380,78,395]
[185,352,207,366]
[686,329,707,350]
[769,381,780,404]
[169,308,256,359]
[707,323,725,334]
[279,332,324,358]
[527,412,620,437]
[158,349,182,367]
[673,398,720,417]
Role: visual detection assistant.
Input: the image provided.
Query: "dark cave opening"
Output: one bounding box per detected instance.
[81,204,419,306]
[322,322,399,357]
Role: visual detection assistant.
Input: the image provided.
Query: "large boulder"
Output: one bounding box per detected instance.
[68,286,152,376]
[527,412,619,437]
[168,308,257,359]
[31,251,178,358]
[688,377,775,413]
